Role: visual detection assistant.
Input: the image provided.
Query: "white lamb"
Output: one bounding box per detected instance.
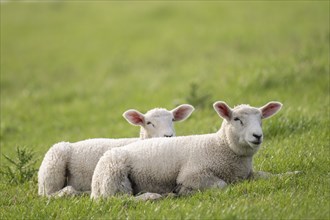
[38,104,194,197]
[91,101,298,199]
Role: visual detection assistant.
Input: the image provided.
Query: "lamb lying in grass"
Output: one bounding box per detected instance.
[38,104,194,197]
[91,101,298,199]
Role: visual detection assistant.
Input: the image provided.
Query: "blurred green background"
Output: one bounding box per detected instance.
[2,1,328,149]
[0,1,329,219]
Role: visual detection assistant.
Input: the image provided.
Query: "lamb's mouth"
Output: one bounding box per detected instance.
[248,141,262,147]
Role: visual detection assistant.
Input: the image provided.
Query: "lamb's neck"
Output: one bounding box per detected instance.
[216,125,231,149]
[217,124,255,158]
[214,129,254,182]
[139,128,148,139]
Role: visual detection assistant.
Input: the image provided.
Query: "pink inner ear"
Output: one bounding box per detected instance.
[219,105,229,117]
[173,107,190,121]
[126,112,144,125]
[215,103,231,120]
[220,106,229,116]
[261,103,282,118]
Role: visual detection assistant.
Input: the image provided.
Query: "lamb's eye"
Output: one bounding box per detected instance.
[234,117,243,125]
[146,121,155,127]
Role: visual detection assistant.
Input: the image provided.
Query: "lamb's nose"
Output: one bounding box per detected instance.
[164,134,173,137]
[253,134,262,140]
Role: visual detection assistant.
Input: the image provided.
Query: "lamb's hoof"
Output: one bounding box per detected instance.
[51,186,81,197]
[135,192,162,201]
[216,180,227,189]
[285,171,303,175]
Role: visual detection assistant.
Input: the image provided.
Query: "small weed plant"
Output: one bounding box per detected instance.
[0,147,38,184]
[186,82,211,109]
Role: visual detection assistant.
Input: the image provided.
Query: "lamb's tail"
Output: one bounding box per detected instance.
[91,150,132,199]
[38,142,71,196]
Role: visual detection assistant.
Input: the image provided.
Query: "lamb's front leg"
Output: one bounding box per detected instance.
[134,192,163,201]
[252,170,302,179]
[176,174,227,196]
[51,186,84,197]
[91,158,133,199]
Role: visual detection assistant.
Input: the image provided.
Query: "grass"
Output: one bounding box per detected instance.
[1,1,329,219]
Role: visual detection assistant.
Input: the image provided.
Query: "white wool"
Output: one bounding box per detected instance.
[38,138,139,196]
[91,101,283,199]
[38,104,194,196]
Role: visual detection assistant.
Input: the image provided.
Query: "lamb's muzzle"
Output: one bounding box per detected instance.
[164,134,173,137]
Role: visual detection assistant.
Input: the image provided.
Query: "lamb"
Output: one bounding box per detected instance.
[38,104,194,197]
[91,101,294,199]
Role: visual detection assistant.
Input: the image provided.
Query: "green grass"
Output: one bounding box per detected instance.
[1,1,329,219]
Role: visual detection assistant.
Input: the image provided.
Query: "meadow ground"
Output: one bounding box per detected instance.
[0,1,329,219]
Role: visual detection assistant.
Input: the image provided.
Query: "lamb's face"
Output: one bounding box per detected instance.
[143,110,176,138]
[214,101,283,156]
[226,107,263,155]
[123,104,194,139]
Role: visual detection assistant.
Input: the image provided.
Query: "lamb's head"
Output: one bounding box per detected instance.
[213,101,282,156]
[123,104,194,139]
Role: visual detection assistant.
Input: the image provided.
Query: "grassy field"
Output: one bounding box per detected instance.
[1,1,329,219]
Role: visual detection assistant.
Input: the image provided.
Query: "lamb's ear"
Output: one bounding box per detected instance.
[171,104,195,122]
[123,110,145,126]
[213,101,232,121]
[259,101,283,119]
